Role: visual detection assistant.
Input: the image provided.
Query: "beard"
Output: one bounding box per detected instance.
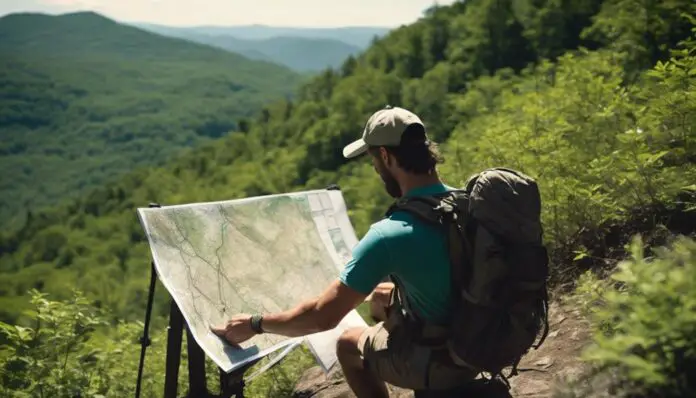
[375,161,402,198]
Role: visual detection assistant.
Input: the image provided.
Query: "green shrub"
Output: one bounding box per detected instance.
[569,235,696,397]
[0,289,111,397]
[0,289,327,397]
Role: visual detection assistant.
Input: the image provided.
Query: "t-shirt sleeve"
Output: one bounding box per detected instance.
[338,225,391,295]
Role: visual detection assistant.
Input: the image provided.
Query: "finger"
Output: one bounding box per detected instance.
[209,324,226,336]
[224,333,242,349]
[209,324,244,349]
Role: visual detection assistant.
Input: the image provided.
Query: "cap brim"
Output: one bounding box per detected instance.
[342,139,368,159]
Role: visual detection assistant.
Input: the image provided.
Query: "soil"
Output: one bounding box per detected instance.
[551,200,696,291]
[291,300,593,398]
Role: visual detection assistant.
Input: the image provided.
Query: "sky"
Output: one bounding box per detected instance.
[0,0,457,27]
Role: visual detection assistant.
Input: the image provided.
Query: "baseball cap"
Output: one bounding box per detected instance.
[342,105,425,159]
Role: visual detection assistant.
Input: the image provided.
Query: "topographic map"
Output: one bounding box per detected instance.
[137,188,366,373]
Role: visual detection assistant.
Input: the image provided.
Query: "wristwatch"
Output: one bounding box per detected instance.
[250,314,264,334]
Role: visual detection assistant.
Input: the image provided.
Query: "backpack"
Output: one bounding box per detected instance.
[385,167,550,378]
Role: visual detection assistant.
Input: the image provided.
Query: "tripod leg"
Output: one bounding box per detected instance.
[187,326,208,396]
[135,261,157,398]
[220,368,244,398]
[164,300,184,398]
[220,359,266,398]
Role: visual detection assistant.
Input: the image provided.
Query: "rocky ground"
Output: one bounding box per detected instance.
[291,301,592,398]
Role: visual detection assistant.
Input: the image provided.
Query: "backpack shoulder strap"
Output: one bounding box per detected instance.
[385,195,442,224]
[385,190,475,307]
[385,190,468,222]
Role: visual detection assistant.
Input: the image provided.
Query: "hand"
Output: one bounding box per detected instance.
[371,282,394,307]
[366,282,394,322]
[210,314,255,348]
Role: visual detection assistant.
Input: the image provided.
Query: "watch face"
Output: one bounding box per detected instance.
[251,314,264,333]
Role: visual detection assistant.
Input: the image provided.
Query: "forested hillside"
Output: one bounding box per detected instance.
[0,11,303,226]
[1,0,695,397]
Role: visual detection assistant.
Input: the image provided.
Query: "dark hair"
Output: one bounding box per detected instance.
[367,123,444,174]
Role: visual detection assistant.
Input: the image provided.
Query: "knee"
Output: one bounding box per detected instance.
[336,327,364,361]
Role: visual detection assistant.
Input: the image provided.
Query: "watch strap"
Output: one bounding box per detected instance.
[250,314,264,334]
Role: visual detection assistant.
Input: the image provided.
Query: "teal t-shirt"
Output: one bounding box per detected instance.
[339,182,456,324]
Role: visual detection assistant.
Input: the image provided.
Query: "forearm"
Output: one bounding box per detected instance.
[260,298,334,337]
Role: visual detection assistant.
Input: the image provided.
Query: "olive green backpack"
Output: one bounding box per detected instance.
[386,167,550,378]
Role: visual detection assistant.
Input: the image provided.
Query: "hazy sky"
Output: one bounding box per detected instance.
[0,0,456,27]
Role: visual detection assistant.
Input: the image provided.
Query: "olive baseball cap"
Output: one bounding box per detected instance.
[342,105,425,159]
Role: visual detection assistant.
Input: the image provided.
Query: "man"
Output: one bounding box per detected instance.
[211,106,477,397]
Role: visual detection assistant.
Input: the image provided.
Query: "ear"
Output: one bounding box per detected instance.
[379,147,392,166]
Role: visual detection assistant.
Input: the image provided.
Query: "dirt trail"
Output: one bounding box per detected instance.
[508,301,592,397]
[292,300,592,398]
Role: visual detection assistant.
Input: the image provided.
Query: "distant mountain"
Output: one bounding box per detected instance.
[134,24,385,72]
[0,11,303,226]
[140,28,363,71]
[134,23,391,49]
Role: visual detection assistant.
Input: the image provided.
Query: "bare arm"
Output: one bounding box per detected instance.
[261,279,368,336]
[211,279,368,345]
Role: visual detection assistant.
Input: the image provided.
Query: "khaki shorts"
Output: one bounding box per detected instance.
[358,320,479,391]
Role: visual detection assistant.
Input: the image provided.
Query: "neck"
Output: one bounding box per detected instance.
[398,172,442,197]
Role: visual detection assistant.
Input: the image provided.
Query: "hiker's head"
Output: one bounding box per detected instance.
[343,106,443,198]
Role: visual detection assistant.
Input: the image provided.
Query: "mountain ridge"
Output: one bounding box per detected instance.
[133,22,384,71]
[138,26,364,71]
[0,11,384,71]
[132,22,390,48]
[0,11,285,66]
[0,10,304,227]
